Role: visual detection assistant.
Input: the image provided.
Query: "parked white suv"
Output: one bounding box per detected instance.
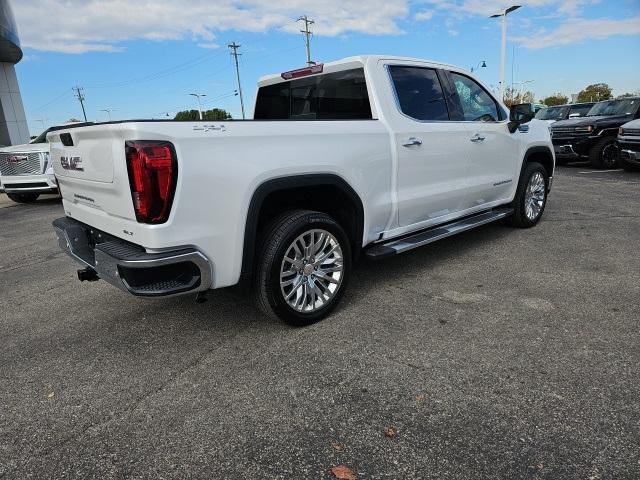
[49,55,554,325]
[0,128,58,203]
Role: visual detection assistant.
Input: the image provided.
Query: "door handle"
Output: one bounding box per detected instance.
[403,137,422,147]
[470,134,486,143]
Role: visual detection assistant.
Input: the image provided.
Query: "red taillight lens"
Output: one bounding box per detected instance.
[125,141,177,224]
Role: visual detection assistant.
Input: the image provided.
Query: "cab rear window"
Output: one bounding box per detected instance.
[254,68,372,120]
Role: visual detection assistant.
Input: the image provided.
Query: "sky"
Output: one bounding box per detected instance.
[13,0,640,134]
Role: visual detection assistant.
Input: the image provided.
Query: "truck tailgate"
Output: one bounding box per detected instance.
[49,124,137,222]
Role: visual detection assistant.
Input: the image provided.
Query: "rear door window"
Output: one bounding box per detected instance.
[388,66,449,121]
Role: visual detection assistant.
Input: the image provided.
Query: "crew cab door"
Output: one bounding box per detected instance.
[385,64,471,228]
[442,70,520,208]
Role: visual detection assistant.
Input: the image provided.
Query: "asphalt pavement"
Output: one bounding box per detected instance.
[1,165,639,479]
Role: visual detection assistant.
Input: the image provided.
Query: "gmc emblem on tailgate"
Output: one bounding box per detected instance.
[8,155,28,164]
[60,156,84,171]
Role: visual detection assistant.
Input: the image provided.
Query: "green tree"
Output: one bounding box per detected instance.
[174,108,232,121]
[577,83,612,103]
[543,93,569,106]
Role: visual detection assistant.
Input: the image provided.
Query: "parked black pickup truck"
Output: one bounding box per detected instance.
[535,102,595,122]
[551,97,640,168]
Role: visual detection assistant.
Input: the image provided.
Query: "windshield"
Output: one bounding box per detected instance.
[29,128,50,144]
[568,104,593,117]
[587,99,639,117]
[535,106,569,120]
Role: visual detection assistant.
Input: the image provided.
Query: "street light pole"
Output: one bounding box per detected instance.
[470,60,487,73]
[100,109,117,121]
[490,5,521,101]
[35,118,49,131]
[189,93,206,120]
[518,80,534,98]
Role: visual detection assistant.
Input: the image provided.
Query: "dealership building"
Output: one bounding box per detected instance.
[0,0,29,146]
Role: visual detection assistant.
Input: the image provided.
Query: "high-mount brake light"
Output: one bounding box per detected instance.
[125,141,177,224]
[280,64,324,80]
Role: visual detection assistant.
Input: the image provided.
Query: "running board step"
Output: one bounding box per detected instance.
[365,208,514,260]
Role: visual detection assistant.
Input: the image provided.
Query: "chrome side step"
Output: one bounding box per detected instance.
[365,208,514,260]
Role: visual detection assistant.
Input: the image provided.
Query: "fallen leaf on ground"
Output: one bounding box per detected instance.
[330,465,356,480]
[384,426,397,438]
[331,442,345,452]
[47,392,55,399]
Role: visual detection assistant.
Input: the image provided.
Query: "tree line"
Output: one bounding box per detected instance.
[504,83,639,108]
[173,108,232,121]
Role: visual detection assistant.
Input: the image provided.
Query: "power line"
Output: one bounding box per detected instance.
[30,89,74,113]
[297,15,315,66]
[87,49,228,89]
[228,42,245,120]
[73,86,88,122]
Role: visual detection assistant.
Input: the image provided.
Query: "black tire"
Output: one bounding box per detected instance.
[589,137,618,169]
[253,210,352,326]
[7,193,40,203]
[619,157,640,172]
[507,162,549,228]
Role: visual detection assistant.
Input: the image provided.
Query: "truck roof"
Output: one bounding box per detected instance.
[257,55,460,87]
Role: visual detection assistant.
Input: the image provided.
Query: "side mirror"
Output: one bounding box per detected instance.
[508,104,535,133]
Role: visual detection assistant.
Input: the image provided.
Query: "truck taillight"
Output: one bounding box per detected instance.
[125,141,177,224]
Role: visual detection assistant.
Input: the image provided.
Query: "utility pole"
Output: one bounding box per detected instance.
[228,42,245,119]
[490,5,521,102]
[189,93,206,120]
[297,15,315,66]
[73,86,88,122]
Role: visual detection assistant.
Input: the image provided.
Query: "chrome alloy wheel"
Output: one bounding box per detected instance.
[280,229,344,312]
[524,171,546,221]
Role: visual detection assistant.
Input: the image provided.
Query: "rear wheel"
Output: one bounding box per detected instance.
[589,137,618,169]
[253,210,351,326]
[507,162,548,228]
[7,193,40,203]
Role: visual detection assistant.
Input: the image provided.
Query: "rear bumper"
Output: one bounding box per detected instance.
[52,217,212,297]
[1,173,58,194]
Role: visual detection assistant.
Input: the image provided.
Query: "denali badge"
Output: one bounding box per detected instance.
[61,156,84,171]
[7,155,28,164]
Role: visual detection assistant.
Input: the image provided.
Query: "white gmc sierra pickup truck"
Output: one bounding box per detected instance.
[49,55,554,325]
[0,128,58,203]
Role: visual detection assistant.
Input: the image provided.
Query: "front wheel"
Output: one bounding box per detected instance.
[253,210,352,326]
[507,162,549,228]
[7,193,40,203]
[589,137,618,169]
